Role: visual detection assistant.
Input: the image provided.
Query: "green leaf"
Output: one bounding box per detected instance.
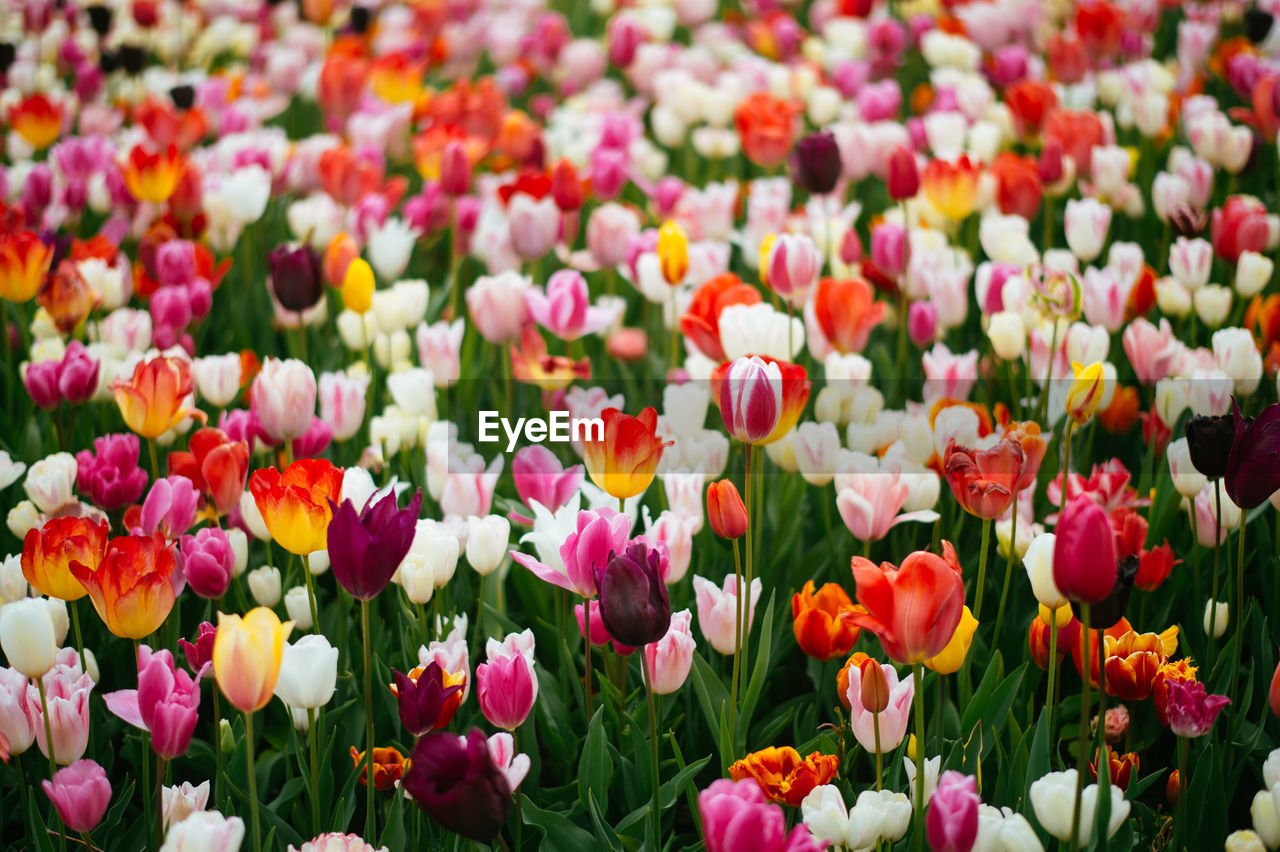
[521,799,597,852]
[378,789,407,851]
[687,652,730,766]
[586,790,624,851]
[739,591,777,739]
[578,706,612,812]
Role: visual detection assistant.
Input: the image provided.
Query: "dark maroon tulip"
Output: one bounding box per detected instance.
[793,131,841,196]
[178,621,216,676]
[267,244,323,313]
[1225,399,1280,509]
[326,489,422,601]
[393,663,462,738]
[1185,413,1235,479]
[592,541,670,648]
[403,728,512,843]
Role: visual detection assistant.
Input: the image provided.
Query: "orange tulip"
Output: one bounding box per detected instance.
[706,479,748,540]
[1090,750,1138,791]
[988,152,1043,221]
[70,533,177,639]
[680,273,762,362]
[849,544,965,665]
[350,746,409,790]
[121,144,186,204]
[1001,421,1047,492]
[316,51,370,127]
[213,607,295,713]
[1101,630,1173,700]
[836,652,872,710]
[812,276,887,355]
[9,93,62,150]
[734,92,800,169]
[113,356,204,439]
[0,231,54,303]
[248,459,344,555]
[22,517,109,602]
[728,746,840,807]
[580,407,673,500]
[1098,386,1140,435]
[791,581,862,661]
[922,154,981,221]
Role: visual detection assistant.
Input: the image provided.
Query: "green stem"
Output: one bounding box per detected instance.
[1046,615,1059,758]
[1070,604,1093,852]
[1173,736,1188,851]
[872,706,883,790]
[992,492,1018,644]
[302,552,320,633]
[148,438,161,482]
[584,592,594,722]
[1209,480,1222,670]
[244,710,261,852]
[1229,520,1245,704]
[69,602,84,667]
[212,688,224,811]
[36,673,68,852]
[743,446,754,688]
[155,755,166,851]
[960,518,992,703]
[644,653,661,851]
[911,663,926,852]
[362,599,376,840]
[308,709,320,836]
[1035,320,1060,426]
[730,537,742,746]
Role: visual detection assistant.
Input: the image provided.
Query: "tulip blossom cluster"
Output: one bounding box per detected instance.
[5,0,1280,849]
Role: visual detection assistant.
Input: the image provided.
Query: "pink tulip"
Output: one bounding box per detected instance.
[692,575,762,655]
[511,446,584,522]
[926,771,980,852]
[526,270,616,342]
[0,666,36,756]
[180,527,235,599]
[644,510,696,584]
[415,319,465,388]
[767,234,823,304]
[908,301,939,347]
[24,359,62,410]
[699,779,824,852]
[870,222,906,279]
[1080,266,1132,333]
[42,759,111,833]
[317,371,369,443]
[645,609,696,694]
[466,272,530,345]
[589,147,628,200]
[586,203,641,269]
[76,433,148,512]
[513,506,630,598]
[138,476,200,538]
[508,194,559,262]
[440,140,472,197]
[922,343,979,405]
[846,660,914,753]
[1164,679,1230,738]
[1122,317,1182,385]
[439,454,504,519]
[719,356,782,445]
[104,645,202,760]
[25,343,101,410]
[575,600,636,655]
[251,357,317,444]
[1053,494,1118,604]
[476,633,538,731]
[26,663,93,765]
[291,416,333,459]
[836,472,938,543]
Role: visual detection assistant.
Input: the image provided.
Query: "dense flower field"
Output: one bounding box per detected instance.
[4,0,1280,849]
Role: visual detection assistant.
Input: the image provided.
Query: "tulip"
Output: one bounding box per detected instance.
[645,609,696,694]
[139,476,200,538]
[1064,198,1111,262]
[192,354,243,410]
[247,566,281,608]
[580,407,671,500]
[179,622,217,677]
[729,746,841,808]
[1053,496,1118,605]
[213,607,294,713]
[22,516,108,602]
[1164,679,1230,738]
[43,759,111,833]
[327,489,422,601]
[701,778,824,852]
[76,434,149,512]
[102,645,201,759]
[924,606,979,675]
[179,527,234,600]
[526,270,616,342]
[1166,437,1207,498]
[1065,361,1107,426]
[113,356,202,440]
[168,428,250,518]
[162,780,209,831]
[706,479,749,540]
[794,131,842,196]
[767,234,824,304]
[1029,769,1129,845]
[942,438,1024,520]
[465,515,510,577]
[71,533,176,640]
[792,581,862,661]
[509,194,559,262]
[1224,400,1280,509]
[159,810,245,851]
[27,663,93,764]
[252,358,317,444]
[0,666,37,755]
[693,575,762,654]
[593,541,671,648]
[476,633,538,731]
[288,834,388,852]
[342,258,375,314]
[926,771,980,852]
[268,245,324,314]
[0,231,54,303]
[274,635,338,711]
[402,728,513,843]
[1184,413,1235,479]
[886,146,920,200]
[249,459,344,555]
[719,356,783,444]
[846,660,913,753]
[0,597,58,678]
[849,546,965,665]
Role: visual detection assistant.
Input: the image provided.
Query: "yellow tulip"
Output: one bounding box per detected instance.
[213,608,295,713]
[656,220,688,286]
[342,258,375,314]
[924,605,978,674]
[1065,360,1106,426]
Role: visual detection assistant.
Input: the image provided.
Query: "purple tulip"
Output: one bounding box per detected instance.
[178,621,217,678]
[327,489,422,600]
[926,771,980,852]
[793,131,841,195]
[268,244,323,313]
[57,342,99,404]
[392,663,462,738]
[402,728,512,843]
[593,540,671,648]
[1224,398,1280,509]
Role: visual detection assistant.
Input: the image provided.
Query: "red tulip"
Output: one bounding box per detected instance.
[942,438,1024,520]
[848,544,965,665]
[167,428,249,517]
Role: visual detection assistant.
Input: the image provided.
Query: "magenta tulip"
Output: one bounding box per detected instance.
[1052,494,1117,604]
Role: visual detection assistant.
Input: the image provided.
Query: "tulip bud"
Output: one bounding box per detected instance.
[886,145,919,200]
[1236,251,1273,297]
[219,718,235,754]
[440,141,472,197]
[247,565,282,608]
[465,515,510,577]
[706,480,748,540]
[1185,413,1234,479]
[284,586,313,631]
[858,657,889,713]
[0,596,58,677]
[1203,599,1229,638]
[342,258,376,315]
[1065,361,1106,426]
[657,220,689,286]
[1227,830,1267,852]
[987,312,1025,360]
[1194,285,1232,328]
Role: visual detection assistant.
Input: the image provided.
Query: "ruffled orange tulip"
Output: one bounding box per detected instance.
[1100,629,1176,700]
[580,407,672,500]
[922,154,981,221]
[9,93,62,150]
[734,92,800,169]
[121,144,186,204]
[70,533,177,639]
[213,607,295,713]
[350,746,410,790]
[728,746,840,807]
[813,276,887,355]
[22,517,109,602]
[0,231,54,303]
[248,459,344,556]
[113,356,204,439]
[792,581,862,661]
[849,544,965,665]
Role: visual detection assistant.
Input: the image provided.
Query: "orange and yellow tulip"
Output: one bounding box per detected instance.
[1102,630,1175,700]
[1153,658,1199,728]
[9,93,62,150]
[791,581,862,661]
[121,144,186,204]
[248,459,344,555]
[70,533,177,639]
[350,746,409,790]
[113,356,204,439]
[0,231,54,303]
[728,746,840,807]
[21,517,109,602]
[580,407,672,500]
[922,154,981,221]
[213,607,294,713]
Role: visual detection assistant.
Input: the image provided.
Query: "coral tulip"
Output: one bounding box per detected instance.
[734,92,800,168]
[167,427,250,517]
[350,746,408,790]
[942,438,1024,520]
[70,533,177,640]
[706,479,749,540]
[113,356,203,440]
[848,546,965,664]
[812,276,887,355]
